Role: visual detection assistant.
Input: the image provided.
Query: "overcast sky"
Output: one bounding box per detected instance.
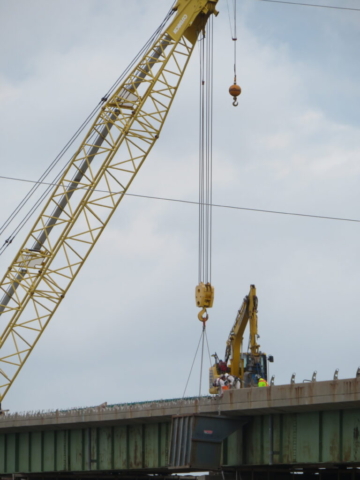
[0,0,360,413]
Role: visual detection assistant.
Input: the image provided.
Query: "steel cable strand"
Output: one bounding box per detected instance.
[209,16,214,282]
[0,103,101,241]
[207,17,214,283]
[226,0,235,40]
[0,7,173,240]
[205,326,212,366]
[199,323,206,396]
[234,0,237,81]
[0,161,72,256]
[0,15,168,241]
[201,38,206,283]
[183,328,204,398]
[205,34,208,283]
[205,28,209,283]
[103,6,175,99]
[198,35,206,283]
[0,7,175,255]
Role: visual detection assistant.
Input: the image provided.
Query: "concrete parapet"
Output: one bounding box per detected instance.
[0,377,360,432]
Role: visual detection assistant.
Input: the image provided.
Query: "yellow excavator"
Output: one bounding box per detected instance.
[209,285,274,393]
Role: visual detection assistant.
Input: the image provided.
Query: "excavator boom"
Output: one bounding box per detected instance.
[226,285,259,378]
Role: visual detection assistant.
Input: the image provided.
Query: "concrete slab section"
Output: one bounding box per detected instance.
[0,377,360,432]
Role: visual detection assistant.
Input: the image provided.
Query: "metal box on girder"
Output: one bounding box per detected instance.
[169,414,248,470]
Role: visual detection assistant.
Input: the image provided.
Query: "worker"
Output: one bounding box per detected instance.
[256,375,269,387]
[213,376,229,397]
[223,373,240,389]
[231,375,241,389]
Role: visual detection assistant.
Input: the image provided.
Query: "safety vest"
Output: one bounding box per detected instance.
[258,378,269,387]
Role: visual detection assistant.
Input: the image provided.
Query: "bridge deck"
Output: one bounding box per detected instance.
[0,378,360,477]
[0,377,359,431]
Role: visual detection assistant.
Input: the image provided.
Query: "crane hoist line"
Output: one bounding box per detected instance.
[0,0,220,405]
[196,14,215,325]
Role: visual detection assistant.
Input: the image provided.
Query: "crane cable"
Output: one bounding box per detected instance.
[182,18,215,399]
[199,322,206,396]
[227,0,238,86]
[198,18,214,293]
[233,0,237,87]
[0,5,175,257]
[195,17,214,394]
[227,0,241,106]
[182,322,212,398]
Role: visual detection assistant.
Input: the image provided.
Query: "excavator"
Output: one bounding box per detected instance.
[209,285,274,393]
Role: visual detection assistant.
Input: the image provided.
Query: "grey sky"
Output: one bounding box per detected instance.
[0,0,359,412]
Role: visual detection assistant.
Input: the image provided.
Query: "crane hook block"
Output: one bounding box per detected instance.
[229,83,241,107]
[195,282,214,308]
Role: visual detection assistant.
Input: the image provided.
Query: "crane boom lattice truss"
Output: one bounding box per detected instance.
[0,0,219,402]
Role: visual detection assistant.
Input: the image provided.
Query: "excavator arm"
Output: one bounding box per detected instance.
[225,285,259,378]
[0,0,219,404]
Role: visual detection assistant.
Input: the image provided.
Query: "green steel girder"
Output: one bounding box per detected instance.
[1,409,360,475]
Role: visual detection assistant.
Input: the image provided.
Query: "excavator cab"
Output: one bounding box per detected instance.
[209,352,271,392]
[241,353,268,387]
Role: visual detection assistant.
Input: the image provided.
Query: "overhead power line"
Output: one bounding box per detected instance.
[0,174,359,225]
[254,0,360,12]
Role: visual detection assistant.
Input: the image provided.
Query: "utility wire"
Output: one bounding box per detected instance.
[0,175,360,225]
[253,0,360,12]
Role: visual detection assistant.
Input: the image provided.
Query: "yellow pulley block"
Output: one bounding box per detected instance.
[195,282,214,322]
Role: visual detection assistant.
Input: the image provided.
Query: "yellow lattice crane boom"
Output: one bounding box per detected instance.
[0,0,219,404]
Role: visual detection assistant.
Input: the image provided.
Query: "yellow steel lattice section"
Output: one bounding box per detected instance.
[0,33,195,401]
